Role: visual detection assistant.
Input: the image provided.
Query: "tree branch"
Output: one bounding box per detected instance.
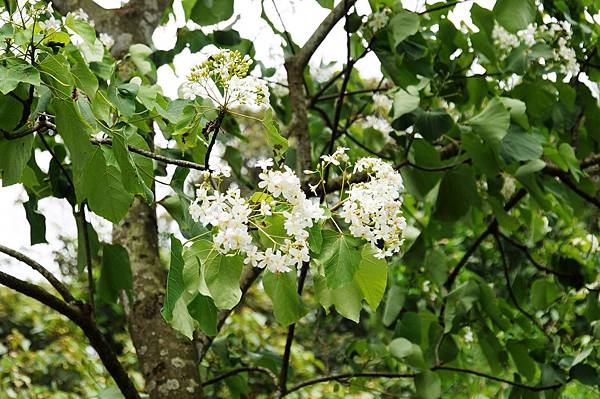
[202,366,278,388]
[493,231,550,338]
[0,270,140,398]
[291,0,357,68]
[0,244,75,303]
[284,371,415,396]
[434,366,565,392]
[276,261,310,398]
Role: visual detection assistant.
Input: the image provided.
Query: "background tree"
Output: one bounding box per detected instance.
[0,0,600,398]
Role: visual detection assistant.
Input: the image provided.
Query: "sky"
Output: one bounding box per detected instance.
[0,0,493,282]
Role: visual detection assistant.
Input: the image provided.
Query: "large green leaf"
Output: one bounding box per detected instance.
[263,270,307,325]
[190,0,234,26]
[82,147,133,223]
[0,57,41,94]
[39,53,74,97]
[494,0,536,33]
[390,10,420,46]
[434,165,480,222]
[389,337,427,370]
[162,236,186,322]
[415,371,441,399]
[354,246,387,310]
[531,278,561,310]
[203,251,243,310]
[98,244,132,304]
[318,230,363,289]
[0,134,33,186]
[468,98,510,144]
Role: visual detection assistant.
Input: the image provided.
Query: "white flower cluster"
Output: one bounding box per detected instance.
[207,141,232,178]
[321,146,350,166]
[189,160,325,273]
[339,157,406,259]
[372,93,392,116]
[182,49,269,109]
[367,8,391,32]
[361,115,394,141]
[1,0,53,34]
[492,22,579,76]
[99,32,114,49]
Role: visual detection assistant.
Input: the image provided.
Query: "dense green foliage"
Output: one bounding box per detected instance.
[1,0,600,398]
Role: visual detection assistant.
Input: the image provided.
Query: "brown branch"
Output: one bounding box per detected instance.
[202,366,278,387]
[91,137,207,171]
[203,109,227,173]
[284,371,416,396]
[0,270,140,398]
[496,232,574,278]
[434,366,565,392]
[276,261,310,398]
[2,122,50,140]
[0,244,75,303]
[291,0,357,68]
[313,87,389,102]
[284,365,565,396]
[493,232,550,338]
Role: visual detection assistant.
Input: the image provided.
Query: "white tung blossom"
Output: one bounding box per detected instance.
[189,160,325,273]
[339,157,406,259]
[372,93,392,116]
[367,8,391,32]
[99,32,114,49]
[182,49,269,109]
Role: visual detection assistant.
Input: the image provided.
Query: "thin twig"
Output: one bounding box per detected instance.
[493,232,550,338]
[78,204,95,314]
[203,366,278,387]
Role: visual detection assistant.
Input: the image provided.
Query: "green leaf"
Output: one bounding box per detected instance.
[530,278,561,310]
[23,193,46,245]
[129,44,153,76]
[415,371,441,399]
[162,236,186,322]
[569,364,600,386]
[319,230,362,289]
[171,297,195,339]
[0,57,40,94]
[263,270,307,325]
[468,98,510,144]
[65,14,97,43]
[262,109,288,159]
[0,134,33,186]
[499,129,543,163]
[383,284,405,327]
[354,246,387,310]
[390,10,420,46]
[389,337,427,370]
[314,275,363,323]
[111,128,153,202]
[68,49,99,100]
[414,109,454,142]
[507,341,536,381]
[494,0,536,33]
[188,294,218,336]
[434,165,479,222]
[190,0,234,26]
[393,89,419,119]
[82,147,133,223]
[203,251,243,310]
[462,131,500,177]
[39,53,74,97]
[98,244,132,304]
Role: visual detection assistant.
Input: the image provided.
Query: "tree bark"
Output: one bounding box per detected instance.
[51,1,203,397]
[113,199,201,398]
